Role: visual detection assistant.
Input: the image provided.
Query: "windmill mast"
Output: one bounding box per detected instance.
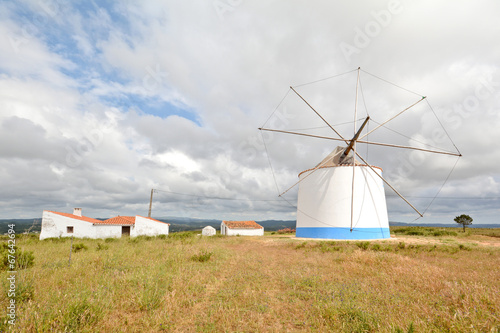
[350,67,361,232]
[339,116,369,165]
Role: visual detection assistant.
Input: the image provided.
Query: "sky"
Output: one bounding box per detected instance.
[1,0,499,224]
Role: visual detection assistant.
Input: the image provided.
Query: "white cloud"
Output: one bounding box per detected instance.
[0,0,499,224]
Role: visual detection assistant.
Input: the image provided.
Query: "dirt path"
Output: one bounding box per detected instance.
[285,234,500,247]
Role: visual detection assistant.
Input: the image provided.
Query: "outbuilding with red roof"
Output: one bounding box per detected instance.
[220,220,264,236]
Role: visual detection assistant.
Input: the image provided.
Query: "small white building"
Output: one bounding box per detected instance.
[39,208,170,240]
[202,226,216,236]
[220,220,264,236]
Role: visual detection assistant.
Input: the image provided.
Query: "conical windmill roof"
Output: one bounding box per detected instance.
[315,146,362,168]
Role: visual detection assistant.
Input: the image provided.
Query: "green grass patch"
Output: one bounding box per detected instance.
[190,250,213,262]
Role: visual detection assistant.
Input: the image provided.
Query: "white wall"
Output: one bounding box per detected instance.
[39,212,169,239]
[296,166,389,235]
[221,222,264,236]
[131,216,169,237]
[202,226,216,236]
[39,211,97,240]
[93,225,122,239]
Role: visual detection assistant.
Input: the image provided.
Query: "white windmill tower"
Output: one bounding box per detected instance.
[260,68,461,240]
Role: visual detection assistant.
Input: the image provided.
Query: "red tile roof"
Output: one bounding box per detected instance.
[46,211,170,226]
[47,211,102,224]
[100,216,135,225]
[223,220,263,229]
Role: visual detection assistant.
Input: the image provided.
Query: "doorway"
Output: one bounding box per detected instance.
[122,226,131,236]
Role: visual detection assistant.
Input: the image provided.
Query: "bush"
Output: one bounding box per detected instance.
[1,244,35,270]
[17,250,35,269]
[72,243,88,252]
[406,230,425,236]
[276,228,296,234]
[295,241,307,250]
[104,237,118,243]
[96,242,109,251]
[458,244,471,251]
[169,231,196,241]
[432,230,458,237]
[43,237,68,243]
[356,241,370,250]
[191,250,213,262]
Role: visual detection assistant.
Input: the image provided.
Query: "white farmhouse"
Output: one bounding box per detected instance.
[202,226,216,236]
[39,208,169,240]
[220,220,264,236]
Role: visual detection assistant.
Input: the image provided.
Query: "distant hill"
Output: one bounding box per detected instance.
[155,218,296,232]
[0,219,41,234]
[389,221,500,228]
[1,218,498,234]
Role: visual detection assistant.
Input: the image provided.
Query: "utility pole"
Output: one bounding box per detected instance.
[148,189,154,217]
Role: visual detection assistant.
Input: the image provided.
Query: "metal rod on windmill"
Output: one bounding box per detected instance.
[350,67,361,233]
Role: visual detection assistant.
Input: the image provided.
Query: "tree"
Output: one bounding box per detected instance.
[454,214,473,232]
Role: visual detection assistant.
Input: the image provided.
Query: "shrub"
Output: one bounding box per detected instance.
[406,230,425,236]
[104,237,118,243]
[96,242,109,251]
[276,228,296,234]
[458,244,471,251]
[432,230,458,237]
[191,250,213,262]
[318,241,343,253]
[356,241,370,250]
[295,241,307,250]
[72,243,88,252]
[1,244,34,270]
[169,231,196,240]
[17,250,35,269]
[43,237,68,243]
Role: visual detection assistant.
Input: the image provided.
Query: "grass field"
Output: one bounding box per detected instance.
[1,228,499,332]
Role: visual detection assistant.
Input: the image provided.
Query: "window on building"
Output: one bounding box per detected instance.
[67,226,74,233]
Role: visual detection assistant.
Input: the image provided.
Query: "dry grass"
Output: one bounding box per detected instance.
[1,230,499,332]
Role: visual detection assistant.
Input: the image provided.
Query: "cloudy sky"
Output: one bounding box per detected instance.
[1,0,499,224]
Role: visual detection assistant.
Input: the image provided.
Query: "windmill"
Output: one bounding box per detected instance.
[259,67,461,240]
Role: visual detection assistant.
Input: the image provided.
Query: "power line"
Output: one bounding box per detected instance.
[153,188,286,202]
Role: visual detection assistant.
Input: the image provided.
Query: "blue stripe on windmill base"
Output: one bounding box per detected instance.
[296,227,390,240]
